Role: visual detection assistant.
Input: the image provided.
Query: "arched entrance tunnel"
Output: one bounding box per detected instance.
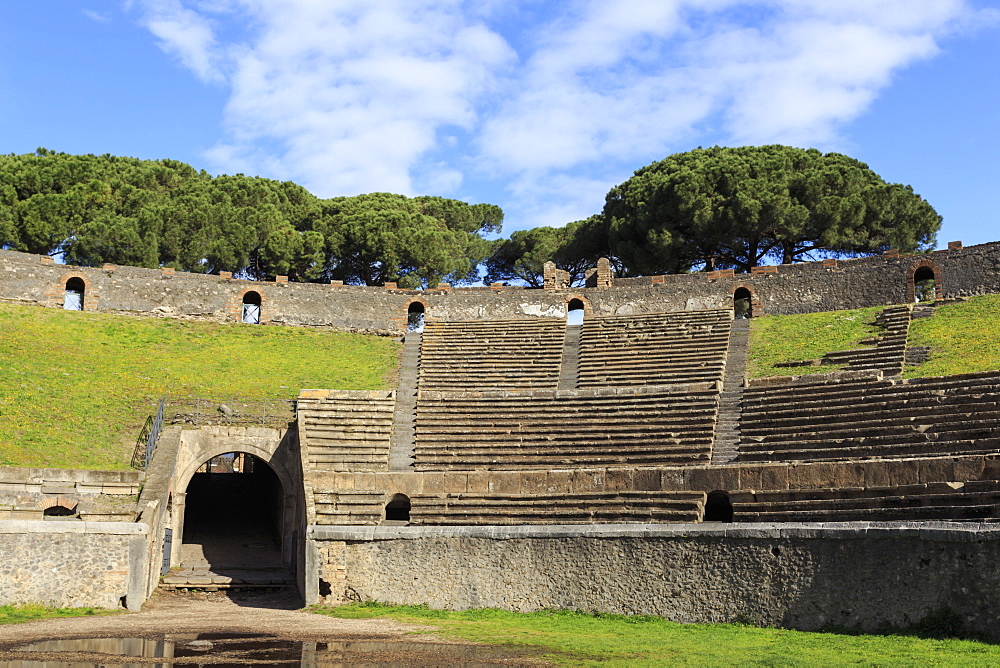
[179,453,286,571]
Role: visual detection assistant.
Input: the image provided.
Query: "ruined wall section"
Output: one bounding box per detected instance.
[312,523,1000,640]
[2,242,999,329]
[0,521,148,609]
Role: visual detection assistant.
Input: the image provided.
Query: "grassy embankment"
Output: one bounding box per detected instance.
[748,305,884,378]
[903,293,1000,378]
[748,294,1000,379]
[313,603,1000,666]
[0,604,114,625]
[0,303,399,470]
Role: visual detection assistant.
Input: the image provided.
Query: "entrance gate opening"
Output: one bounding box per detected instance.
[180,452,284,570]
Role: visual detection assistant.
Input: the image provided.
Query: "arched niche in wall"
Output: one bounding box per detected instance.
[64,277,86,311]
[241,290,262,324]
[908,259,943,303]
[566,297,586,326]
[703,491,733,522]
[406,300,426,333]
[731,283,760,318]
[384,493,411,524]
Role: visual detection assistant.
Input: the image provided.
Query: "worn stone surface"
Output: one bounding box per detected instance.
[314,523,1000,639]
[0,522,147,608]
[4,242,1000,331]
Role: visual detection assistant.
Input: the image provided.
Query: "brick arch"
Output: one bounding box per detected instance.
[906,258,944,303]
[50,273,97,311]
[228,287,267,323]
[731,283,762,317]
[565,294,591,316]
[395,297,429,332]
[37,496,78,512]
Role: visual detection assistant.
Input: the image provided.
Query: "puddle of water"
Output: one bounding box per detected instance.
[8,632,539,666]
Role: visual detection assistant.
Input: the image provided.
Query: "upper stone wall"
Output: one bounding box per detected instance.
[2,241,998,331]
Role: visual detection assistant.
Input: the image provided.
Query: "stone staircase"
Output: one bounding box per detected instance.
[712,317,749,465]
[558,324,582,390]
[819,305,912,376]
[161,567,293,591]
[388,332,420,470]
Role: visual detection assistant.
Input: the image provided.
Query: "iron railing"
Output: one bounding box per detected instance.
[131,397,165,470]
[161,395,295,427]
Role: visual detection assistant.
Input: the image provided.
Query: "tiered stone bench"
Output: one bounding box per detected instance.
[819,305,912,375]
[739,370,1000,462]
[297,390,396,472]
[731,481,1000,522]
[410,491,706,524]
[418,319,566,390]
[414,382,720,470]
[577,309,731,387]
[312,491,386,525]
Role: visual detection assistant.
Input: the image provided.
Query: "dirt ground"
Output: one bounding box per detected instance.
[0,589,548,665]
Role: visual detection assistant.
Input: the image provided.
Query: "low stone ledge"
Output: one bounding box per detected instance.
[308,521,1000,542]
[747,369,883,389]
[0,520,149,534]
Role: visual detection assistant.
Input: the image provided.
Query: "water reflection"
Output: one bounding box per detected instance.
[8,632,534,666]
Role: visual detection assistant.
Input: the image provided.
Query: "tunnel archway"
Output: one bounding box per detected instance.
[175,452,289,573]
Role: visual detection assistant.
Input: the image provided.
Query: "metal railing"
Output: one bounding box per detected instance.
[131,397,165,470]
[161,395,296,427]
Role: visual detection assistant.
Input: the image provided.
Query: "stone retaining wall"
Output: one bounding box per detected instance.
[0,520,148,609]
[310,522,1000,639]
[3,241,1000,330]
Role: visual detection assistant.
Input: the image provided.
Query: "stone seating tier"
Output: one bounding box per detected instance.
[578,309,732,387]
[414,383,720,470]
[297,391,396,472]
[313,491,385,525]
[418,319,566,390]
[409,491,706,525]
[730,480,1000,522]
[738,371,1000,462]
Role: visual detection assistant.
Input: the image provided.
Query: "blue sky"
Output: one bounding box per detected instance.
[1,1,998,248]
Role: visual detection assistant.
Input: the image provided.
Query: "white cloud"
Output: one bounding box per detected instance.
[82,9,111,23]
[137,0,223,82]
[132,0,984,230]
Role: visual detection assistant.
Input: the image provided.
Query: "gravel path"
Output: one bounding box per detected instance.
[0,590,547,665]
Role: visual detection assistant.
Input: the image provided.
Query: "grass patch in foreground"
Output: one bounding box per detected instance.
[0,603,113,625]
[311,603,1000,666]
[748,305,884,378]
[904,293,1000,378]
[0,303,399,469]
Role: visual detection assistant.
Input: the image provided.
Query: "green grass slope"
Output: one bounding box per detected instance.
[0,304,399,469]
[748,305,884,378]
[749,296,1000,380]
[904,294,1000,378]
[314,604,1000,666]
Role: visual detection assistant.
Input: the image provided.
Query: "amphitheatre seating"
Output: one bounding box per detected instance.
[730,481,1000,522]
[409,491,706,525]
[418,319,565,390]
[297,391,396,472]
[818,305,911,376]
[414,382,719,470]
[577,309,731,387]
[312,491,385,525]
[738,371,1000,463]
